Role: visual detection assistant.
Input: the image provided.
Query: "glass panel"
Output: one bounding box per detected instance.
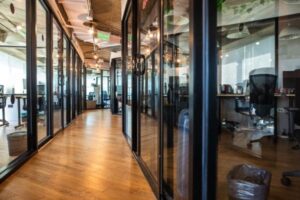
[70,47,73,119]
[52,19,62,133]
[102,70,110,108]
[139,0,160,182]
[125,10,133,142]
[0,1,28,171]
[116,60,122,112]
[36,1,47,142]
[74,55,78,116]
[163,0,190,198]
[217,1,300,199]
[63,37,67,127]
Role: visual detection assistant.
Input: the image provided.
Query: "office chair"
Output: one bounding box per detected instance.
[281,78,300,186]
[248,68,277,143]
[0,85,9,127]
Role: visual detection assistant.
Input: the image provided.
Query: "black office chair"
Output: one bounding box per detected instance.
[281,78,300,186]
[0,85,9,127]
[248,72,277,142]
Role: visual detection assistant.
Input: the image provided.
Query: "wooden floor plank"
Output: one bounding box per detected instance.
[0,110,156,200]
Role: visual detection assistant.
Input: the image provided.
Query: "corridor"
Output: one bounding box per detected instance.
[0,110,155,200]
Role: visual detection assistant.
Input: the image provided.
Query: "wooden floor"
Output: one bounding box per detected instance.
[0,110,156,200]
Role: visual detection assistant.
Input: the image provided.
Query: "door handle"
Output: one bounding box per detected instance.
[133,54,146,76]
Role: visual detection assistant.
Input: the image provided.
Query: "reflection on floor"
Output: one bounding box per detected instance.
[0,110,156,200]
[218,131,300,200]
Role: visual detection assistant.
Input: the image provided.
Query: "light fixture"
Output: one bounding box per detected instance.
[227,24,250,39]
[279,25,300,40]
[256,41,260,45]
[93,54,98,60]
[88,27,94,35]
[164,10,189,26]
[86,15,93,21]
[15,24,22,32]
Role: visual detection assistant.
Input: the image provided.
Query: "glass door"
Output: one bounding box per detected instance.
[137,0,160,188]
[123,6,133,146]
[52,19,63,134]
[162,0,191,199]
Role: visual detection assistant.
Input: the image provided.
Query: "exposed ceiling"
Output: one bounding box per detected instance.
[57,0,122,69]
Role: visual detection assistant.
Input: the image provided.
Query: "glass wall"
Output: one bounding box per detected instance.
[52,19,62,133]
[102,70,110,108]
[63,36,68,127]
[162,0,190,198]
[36,1,48,143]
[217,1,300,199]
[116,60,122,112]
[125,9,133,143]
[70,47,74,119]
[0,0,28,171]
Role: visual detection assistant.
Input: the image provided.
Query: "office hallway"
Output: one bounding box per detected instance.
[0,110,155,200]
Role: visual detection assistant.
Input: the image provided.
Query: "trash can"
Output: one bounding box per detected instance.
[7,131,27,156]
[227,164,272,200]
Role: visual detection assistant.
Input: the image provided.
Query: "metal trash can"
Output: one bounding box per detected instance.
[227,164,272,200]
[7,131,27,156]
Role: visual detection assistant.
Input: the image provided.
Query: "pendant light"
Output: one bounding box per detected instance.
[227,24,250,39]
[279,24,300,40]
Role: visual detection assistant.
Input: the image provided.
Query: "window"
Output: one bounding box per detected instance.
[0,0,28,171]
[36,0,48,143]
[217,1,300,199]
[52,19,62,133]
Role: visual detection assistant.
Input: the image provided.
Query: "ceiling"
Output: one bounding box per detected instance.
[57,0,122,69]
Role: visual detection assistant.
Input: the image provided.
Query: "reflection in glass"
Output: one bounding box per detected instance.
[63,37,68,127]
[52,19,62,133]
[116,60,122,112]
[163,0,190,199]
[0,1,28,171]
[70,47,74,119]
[139,0,160,182]
[125,10,133,142]
[36,0,47,143]
[217,1,300,199]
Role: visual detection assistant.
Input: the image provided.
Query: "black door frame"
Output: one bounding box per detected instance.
[122,0,218,199]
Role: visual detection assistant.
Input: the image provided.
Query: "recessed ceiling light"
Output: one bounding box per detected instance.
[256,42,260,45]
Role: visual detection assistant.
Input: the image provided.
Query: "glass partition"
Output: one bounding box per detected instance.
[52,19,62,133]
[138,0,161,183]
[63,37,68,127]
[36,1,48,142]
[0,0,28,171]
[125,9,133,143]
[70,47,74,119]
[217,1,300,199]
[162,0,190,198]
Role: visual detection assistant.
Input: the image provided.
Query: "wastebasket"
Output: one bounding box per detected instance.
[7,131,27,156]
[227,164,271,200]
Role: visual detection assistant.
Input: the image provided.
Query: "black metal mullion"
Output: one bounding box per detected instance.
[189,0,218,199]
[26,0,38,151]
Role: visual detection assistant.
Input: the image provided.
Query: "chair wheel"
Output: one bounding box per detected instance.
[281,177,291,186]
